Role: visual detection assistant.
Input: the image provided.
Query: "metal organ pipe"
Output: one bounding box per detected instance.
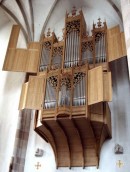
[67,34,70,67]
[83,76,85,105]
[75,31,77,66]
[73,75,86,106]
[44,81,56,109]
[69,32,72,67]
[74,31,77,66]
[73,31,76,65]
[65,35,68,68]
[102,36,104,62]
[72,31,75,66]
[40,46,50,71]
[71,32,73,66]
[95,32,107,64]
[103,34,106,62]
[81,77,83,105]
[65,30,80,68]
[70,32,72,67]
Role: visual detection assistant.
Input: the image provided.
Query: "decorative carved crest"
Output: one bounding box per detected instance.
[53,46,63,57]
[82,41,94,52]
[97,18,102,28]
[47,28,51,37]
[93,18,107,30]
[43,41,52,50]
[95,32,104,43]
[60,73,71,89]
[73,72,85,87]
[47,75,58,88]
[66,20,80,34]
[72,6,77,16]
[61,77,71,89]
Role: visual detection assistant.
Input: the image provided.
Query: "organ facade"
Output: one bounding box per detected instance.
[2,7,126,168]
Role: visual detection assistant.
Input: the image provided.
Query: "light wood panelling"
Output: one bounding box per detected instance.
[103,72,112,101]
[28,42,40,49]
[107,25,127,62]
[3,25,41,73]
[3,25,20,70]
[19,75,46,110]
[88,67,112,105]
[121,32,127,56]
[3,48,15,71]
[3,43,41,72]
[13,48,28,71]
[88,66,103,105]
[25,76,45,110]
[19,82,28,110]
[7,25,20,48]
[26,42,41,72]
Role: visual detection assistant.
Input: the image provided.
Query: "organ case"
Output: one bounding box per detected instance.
[2,7,127,169]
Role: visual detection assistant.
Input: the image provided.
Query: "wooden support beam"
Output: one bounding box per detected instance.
[44,120,70,168]
[72,119,85,168]
[57,120,71,168]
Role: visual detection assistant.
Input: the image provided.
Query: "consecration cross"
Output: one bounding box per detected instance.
[116,160,123,168]
[35,162,41,170]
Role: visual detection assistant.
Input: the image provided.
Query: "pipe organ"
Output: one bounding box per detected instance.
[2,6,127,169]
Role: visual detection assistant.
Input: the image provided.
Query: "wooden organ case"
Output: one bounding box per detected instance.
[2,7,127,168]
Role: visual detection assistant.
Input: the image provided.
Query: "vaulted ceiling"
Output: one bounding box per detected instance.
[0,0,123,43]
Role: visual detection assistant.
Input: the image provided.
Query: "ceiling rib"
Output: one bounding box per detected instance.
[40,0,58,40]
[1,4,28,44]
[29,0,34,41]
[15,0,32,41]
[107,0,122,21]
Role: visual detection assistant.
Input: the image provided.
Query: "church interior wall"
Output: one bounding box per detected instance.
[0,9,26,172]
[0,1,130,172]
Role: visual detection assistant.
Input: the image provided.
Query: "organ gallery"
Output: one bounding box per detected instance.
[2,7,126,168]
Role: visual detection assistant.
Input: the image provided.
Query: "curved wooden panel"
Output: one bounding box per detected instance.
[59,119,84,167]
[74,117,98,167]
[57,120,71,168]
[72,119,85,168]
[46,120,70,167]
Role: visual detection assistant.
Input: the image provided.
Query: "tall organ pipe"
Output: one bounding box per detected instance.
[73,31,75,65]
[73,75,86,106]
[65,30,80,68]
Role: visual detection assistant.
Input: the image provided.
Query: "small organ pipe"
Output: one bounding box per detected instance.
[70,32,72,66]
[64,30,80,68]
[71,31,73,67]
[75,31,78,66]
[68,33,71,67]
[77,32,79,65]
[65,35,68,67]
[73,31,75,66]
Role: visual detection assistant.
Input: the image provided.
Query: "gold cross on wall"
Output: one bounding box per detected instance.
[116,160,123,168]
[35,162,41,170]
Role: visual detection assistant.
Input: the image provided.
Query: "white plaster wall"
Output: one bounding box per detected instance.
[0,10,26,172]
